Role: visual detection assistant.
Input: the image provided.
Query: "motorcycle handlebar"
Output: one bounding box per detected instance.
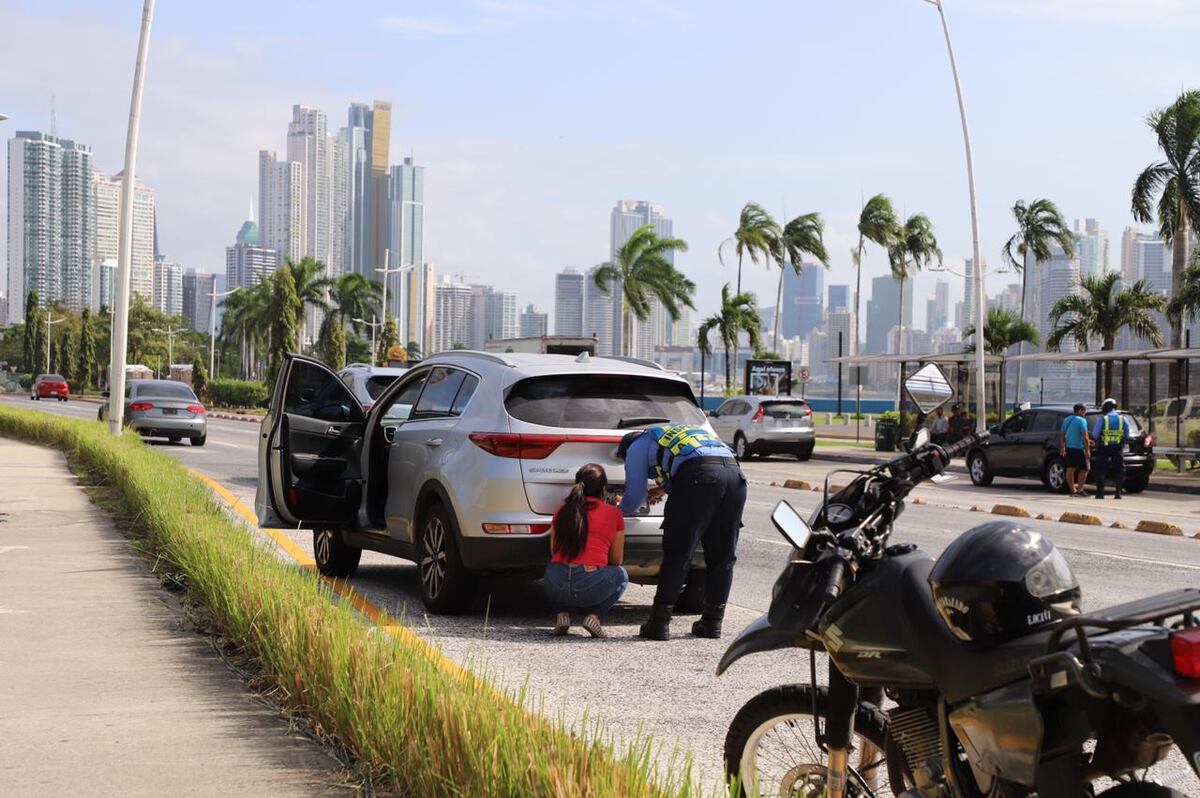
[940,433,980,460]
[821,557,848,604]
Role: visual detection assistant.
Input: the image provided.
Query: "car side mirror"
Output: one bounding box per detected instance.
[989,424,1001,435]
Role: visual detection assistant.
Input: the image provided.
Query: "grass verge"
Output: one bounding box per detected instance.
[0,405,709,797]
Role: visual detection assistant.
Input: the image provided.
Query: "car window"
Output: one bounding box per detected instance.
[505,374,706,430]
[712,401,732,417]
[382,372,428,422]
[135,381,197,401]
[283,360,360,419]
[734,401,752,416]
[1003,412,1031,434]
[365,375,399,400]
[1029,412,1060,433]
[761,401,809,419]
[450,373,480,416]
[44,374,65,382]
[411,368,467,420]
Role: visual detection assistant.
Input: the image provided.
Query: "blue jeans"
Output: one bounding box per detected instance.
[542,563,629,619]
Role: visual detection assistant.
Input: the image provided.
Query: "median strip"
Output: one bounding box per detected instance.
[1134,519,1184,537]
[1058,511,1103,526]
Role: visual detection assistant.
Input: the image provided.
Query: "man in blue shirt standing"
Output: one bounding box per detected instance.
[1091,398,1129,500]
[617,423,746,641]
[1057,403,1091,496]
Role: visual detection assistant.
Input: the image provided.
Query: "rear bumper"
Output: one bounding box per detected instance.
[129,416,207,438]
[749,431,815,452]
[457,532,703,582]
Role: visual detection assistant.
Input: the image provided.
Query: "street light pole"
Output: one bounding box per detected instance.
[923,0,987,434]
[107,0,155,435]
[397,200,424,352]
[353,316,382,364]
[46,313,66,372]
[152,324,185,371]
[374,249,404,365]
[208,287,236,377]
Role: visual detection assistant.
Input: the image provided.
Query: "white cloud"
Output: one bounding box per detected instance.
[382,16,461,36]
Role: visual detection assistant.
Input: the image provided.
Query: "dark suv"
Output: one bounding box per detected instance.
[964,405,1154,493]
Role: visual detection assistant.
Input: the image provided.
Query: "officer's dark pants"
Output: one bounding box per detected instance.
[1094,444,1125,498]
[653,457,747,608]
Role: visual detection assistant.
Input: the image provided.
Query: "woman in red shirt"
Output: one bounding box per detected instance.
[544,463,627,637]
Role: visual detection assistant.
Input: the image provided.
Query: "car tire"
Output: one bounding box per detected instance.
[313,528,361,578]
[1124,473,1149,494]
[190,434,206,447]
[967,450,993,486]
[795,444,814,461]
[674,570,706,614]
[1043,456,1069,493]
[417,502,476,614]
[734,434,752,461]
[97,408,104,422]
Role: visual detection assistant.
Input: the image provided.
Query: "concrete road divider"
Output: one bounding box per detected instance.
[1134,520,1184,536]
[991,504,1030,518]
[1036,513,1053,520]
[969,505,984,512]
[912,497,927,505]
[1110,521,1128,529]
[1059,512,1103,526]
[783,479,811,491]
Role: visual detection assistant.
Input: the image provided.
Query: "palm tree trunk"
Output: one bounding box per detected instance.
[854,236,865,355]
[623,305,633,358]
[1170,205,1189,395]
[725,341,732,393]
[1103,338,1115,397]
[1014,249,1029,415]
[772,262,785,350]
[895,275,905,409]
[737,253,743,296]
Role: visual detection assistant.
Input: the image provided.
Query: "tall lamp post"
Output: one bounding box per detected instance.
[106,0,155,435]
[375,249,403,365]
[208,287,236,378]
[396,200,424,352]
[152,324,185,373]
[921,0,987,434]
[46,313,66,372]
[353,316,382,364]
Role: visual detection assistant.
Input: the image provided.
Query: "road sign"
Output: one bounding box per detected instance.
[799,366,810,382]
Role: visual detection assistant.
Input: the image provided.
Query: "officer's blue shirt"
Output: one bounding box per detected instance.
[1091,411,1128,446]
[618,429,734,515]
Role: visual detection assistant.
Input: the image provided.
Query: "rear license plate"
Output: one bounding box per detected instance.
[162,408,178,415]
[1122,444,1130,454]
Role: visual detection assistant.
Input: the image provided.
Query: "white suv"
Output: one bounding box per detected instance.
[256,351,713,613]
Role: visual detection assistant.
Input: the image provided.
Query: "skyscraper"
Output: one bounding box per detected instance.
[584,266,616,355]
[6,131,94,321]
[610,200,673,356]
[286,105,332,274]
[520,304,548,338]
[865,275,909,355]
[554,269,585,336]
[225,212,278,289]
[827,284,850,312]
[343,103,372,275]
[153,260,184,317]
[780,263,823,340]
[1074,218,1109,278]
[1035,244,1081,397]
[258,150,303,262]
[826,309,856,363]
[927,279,950,331]
[182,269,216,333]
[470,284,517,348]
[367,100,392,277]
[388,157,425,344]
[432,276,472,354]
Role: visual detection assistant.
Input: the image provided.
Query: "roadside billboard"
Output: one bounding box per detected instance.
[744,359,791,396]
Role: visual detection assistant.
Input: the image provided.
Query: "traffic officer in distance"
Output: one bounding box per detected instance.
[1091,397,1129,500]
[616,423,747,640]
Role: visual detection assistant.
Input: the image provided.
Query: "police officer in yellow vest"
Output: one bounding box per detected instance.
[1091,398,1129,500]
[617,424,747,640]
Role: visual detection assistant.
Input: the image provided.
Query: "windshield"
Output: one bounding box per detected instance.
[366,375,399,400]
[135,381,197,401]
[506,374,705,430]
[761,401,809,419]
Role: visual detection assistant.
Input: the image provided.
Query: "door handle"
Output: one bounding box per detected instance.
[326,425,342,435]
[425,438,443,448]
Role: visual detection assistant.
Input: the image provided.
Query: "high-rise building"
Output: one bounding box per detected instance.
[225,212,278,289]
[932,327,963,355]
[286,105,332,274]
[182,270,216,333]
[388,157,425,345]
[153,260,184,317]
[367,100,392,278]
[6,131,94,321]
[554,269,585,336]
[403,262,435,351]
[826,309,856,362]
[1035,244,1081,396]
[780,263,823,340]
[343,103,372,275]
[828,284,850,312]
[990,282,1022,316]
[584,266,616,355]
[1074,218,1109,278]
[1120,226,1139,286]
[258,150,303,263]
[432,276,473,354]
[468,284,517,348]
[520,304,548,338]
[865,275,909,354]
[610,200,673,355]
[926,279,950,331]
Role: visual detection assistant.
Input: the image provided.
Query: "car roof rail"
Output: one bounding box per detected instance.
[597,355,665,371]
[424,350,516,368]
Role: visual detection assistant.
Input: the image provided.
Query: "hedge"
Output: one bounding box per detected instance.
[206,378,270,408]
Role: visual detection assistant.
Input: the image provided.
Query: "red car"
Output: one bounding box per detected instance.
[31,374,69,401]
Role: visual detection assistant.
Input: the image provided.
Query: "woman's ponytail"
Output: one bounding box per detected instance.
[552,463,608,561]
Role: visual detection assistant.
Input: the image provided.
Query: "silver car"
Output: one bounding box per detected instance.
[337,363,409,413]
[708,395,815,460]
[98,379,207,445]
[256,352,715,614]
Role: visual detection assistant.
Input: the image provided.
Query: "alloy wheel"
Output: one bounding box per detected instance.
[1047,461,1066,491]
[735,436,747,459]
[421,517,448,598]
[970,455,986,483]
[315,529,333,566]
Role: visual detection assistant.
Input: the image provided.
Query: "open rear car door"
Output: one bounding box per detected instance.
[257,354,365,528]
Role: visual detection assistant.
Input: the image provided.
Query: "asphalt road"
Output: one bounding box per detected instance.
[6,393,1199,793]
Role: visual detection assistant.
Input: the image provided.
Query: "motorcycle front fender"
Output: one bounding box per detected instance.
[716,612,816,676]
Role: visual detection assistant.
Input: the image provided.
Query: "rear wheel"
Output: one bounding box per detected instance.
[734,434,751,461]
[1124,473,1150,493]
[968,450,993,486]
[313,528,361,578]
[673,570,706,614]
[190,434,206,447]
[1044,456,1069,493]
[725,685,900,798]
[417,502,476,614]
[796,444,814,461]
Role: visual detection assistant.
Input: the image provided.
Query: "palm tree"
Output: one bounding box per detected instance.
[851,195,899,357]
[1132,90,1200,391]
[329,272,382,361]
[888,214,941,404]
[594,224,694,357]
[219,284,271,379]
[770,212,830,348]
[284,256,334,350]
[698,284,762,391]
[1166,257,1200,332]
[964,307,1040,418]
[1003,198,1075,409]
[1048,272,1167,397]
[720,203,780,295]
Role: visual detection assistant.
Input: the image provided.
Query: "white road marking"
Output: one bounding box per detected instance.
[0,546,30,555]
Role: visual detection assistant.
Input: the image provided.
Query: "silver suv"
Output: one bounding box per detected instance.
[256,351,713,613]
[708,395,815,460]
[336,363,409,414]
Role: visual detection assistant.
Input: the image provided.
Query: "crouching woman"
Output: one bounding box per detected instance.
[543,463,628,637]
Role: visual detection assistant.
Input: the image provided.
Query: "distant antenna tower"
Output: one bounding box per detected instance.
[50,93,57,136]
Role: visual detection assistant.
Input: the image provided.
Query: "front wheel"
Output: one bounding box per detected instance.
[734,434,751,461]
[313,528,361,578]
[1044,455,1069,493]
[417,503,476,614]
[1097,784,1191,797]
[968,450,993,486]
[725,685,899,798]
[1124,473,1150,493]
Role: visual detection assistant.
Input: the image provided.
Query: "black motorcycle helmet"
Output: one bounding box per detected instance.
[928,521,1081,645]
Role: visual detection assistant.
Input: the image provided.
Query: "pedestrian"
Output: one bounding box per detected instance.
[1058,403,1091,496]
[542,463,628,637]
[930,406,950,445]
[955,405,976,441]
[1092,398,1128,500]
[617,423,746,641]
[946,405,963,443]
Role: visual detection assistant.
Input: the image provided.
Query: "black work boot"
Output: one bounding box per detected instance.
[639,602,674,641]
[692,604,727,639]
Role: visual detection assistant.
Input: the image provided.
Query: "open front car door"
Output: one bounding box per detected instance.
[256,354,365,528]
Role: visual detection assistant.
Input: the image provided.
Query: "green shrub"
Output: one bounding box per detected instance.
[16,373,33,389]
[206,378,269,408]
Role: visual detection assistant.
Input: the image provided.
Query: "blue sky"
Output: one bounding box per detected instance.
[3,0,1199,329]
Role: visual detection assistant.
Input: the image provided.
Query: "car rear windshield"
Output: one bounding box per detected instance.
[135,382,197,400]
[43,374,65,382]
[365,375,399,400]
[1086,411,1142,435]
[505,374,705,430]
[761,401,809,419]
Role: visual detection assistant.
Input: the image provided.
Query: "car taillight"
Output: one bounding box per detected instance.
[468,432,623,460]
[1144,433,1154,448]
[1171,627,1200,678]
[129,402,154,411]
[806,405,813,419]
[751,406,764,423]
[186,404,205,414]
[482,523,552,535]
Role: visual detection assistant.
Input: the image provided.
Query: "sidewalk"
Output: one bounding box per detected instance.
[0,437,350,797]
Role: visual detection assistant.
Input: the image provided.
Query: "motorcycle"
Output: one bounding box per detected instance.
[719,364,1200,798]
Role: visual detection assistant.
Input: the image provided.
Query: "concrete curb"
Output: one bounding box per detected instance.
[1059,512,1102,526]
[782,479,812,491]
[991,504,1031,518]
[1110,521,1128,529]
[1134,520,1184,536]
